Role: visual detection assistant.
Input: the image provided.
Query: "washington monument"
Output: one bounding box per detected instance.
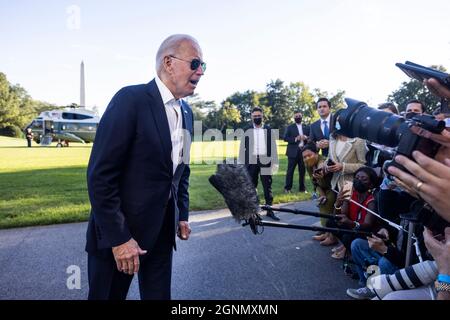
[80,60,85,108]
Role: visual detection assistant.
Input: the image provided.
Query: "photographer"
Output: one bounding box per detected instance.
[301,142,336,240]
[378,77,450,300]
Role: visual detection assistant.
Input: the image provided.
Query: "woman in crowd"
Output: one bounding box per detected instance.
[318,110,368,246]
[326,166,379,259]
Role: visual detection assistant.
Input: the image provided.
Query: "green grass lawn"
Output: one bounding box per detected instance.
[0,136,312,229]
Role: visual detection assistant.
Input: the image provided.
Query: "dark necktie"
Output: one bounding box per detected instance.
[323,120,329,139]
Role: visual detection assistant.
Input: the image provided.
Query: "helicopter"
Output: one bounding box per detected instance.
[25,108,100,147]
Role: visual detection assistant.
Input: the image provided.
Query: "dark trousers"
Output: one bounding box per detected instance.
[87,206,174,300]
[246,158,273,205]
[284,153,306,191]
[26,138,32,147]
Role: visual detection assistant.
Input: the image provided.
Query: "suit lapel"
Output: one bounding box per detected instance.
[338,138,356,161]
[146,80,173,169]
[293,124,300,136]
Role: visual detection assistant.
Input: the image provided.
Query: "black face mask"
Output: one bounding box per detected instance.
[253,117,262,125]
[294,117,302,124]
[353,179,369,193]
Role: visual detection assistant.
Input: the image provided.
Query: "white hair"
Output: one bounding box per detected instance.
[155,34,200,75]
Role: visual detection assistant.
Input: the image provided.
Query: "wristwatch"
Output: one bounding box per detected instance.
[435,281,450,293]
[435,274,450,292]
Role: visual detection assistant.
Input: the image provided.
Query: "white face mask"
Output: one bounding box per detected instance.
[445,118,450,128]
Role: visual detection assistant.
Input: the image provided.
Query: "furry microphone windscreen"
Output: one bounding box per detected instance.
[209,164,261,221]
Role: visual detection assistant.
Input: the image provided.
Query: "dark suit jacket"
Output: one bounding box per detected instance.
[283,123,310,158]
[238,123,278,167]
[85,79,193,255]
[309,114,333,156]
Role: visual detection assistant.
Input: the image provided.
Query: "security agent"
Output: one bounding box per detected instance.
[238,107,279,220]
[283,111,310,193]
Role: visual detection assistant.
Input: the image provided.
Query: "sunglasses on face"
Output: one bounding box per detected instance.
[169,55,206,72]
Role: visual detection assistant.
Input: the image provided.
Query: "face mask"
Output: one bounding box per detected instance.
[304,155,317,168]
[294,117,302,124]
[353,179,369,193]
[253,117,262,125]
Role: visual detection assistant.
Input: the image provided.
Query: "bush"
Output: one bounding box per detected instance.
[0,125,24,138]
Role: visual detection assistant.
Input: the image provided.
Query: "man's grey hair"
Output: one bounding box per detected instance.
[155,34,200,74]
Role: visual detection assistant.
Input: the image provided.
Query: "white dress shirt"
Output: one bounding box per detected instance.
[155,76,183,174]
[252,124,267,156]
[296,123,305,148]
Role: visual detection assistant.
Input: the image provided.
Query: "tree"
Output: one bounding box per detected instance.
[287,82,316,123]
[388,65,447,114]
[262,79,292,132]
[204,101,241,132]
[222,90,260,124]
[185,94,217,122]
[0,72,20,129]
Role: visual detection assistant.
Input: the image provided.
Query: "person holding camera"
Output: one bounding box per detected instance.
[326,167,379,259]
[301,142,335,239]
[383,77,450,300]
[404,99,425,116]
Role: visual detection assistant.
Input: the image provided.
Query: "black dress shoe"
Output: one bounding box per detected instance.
[266,210,280,221]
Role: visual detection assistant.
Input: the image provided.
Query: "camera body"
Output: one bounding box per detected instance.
[336,98,448,234]
[383,113,443,176]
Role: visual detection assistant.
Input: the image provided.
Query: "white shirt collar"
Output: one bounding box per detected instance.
[321,113,331,124]
[155,75,177,105]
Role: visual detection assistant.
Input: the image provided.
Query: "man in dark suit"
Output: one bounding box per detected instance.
[239,107,280,220]
[309,97,333,157]
[85,34,205,300]
[284,111,310,193]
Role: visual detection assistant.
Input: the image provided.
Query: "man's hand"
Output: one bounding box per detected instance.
[112,238,147,275]
[387,151,450,223]
[424,227,450,275]
[177,221,191,240]
[336,214,353,228]
[328,162,343,173]
[368,234,388,255]
[424,78,450,100]
[317,195,327,205]
[410,125,450,149]
[317,139,329,149]
[335,189,351,207]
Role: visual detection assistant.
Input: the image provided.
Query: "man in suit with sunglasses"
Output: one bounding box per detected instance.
[86,34,206,300]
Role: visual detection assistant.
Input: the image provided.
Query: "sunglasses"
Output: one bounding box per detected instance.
[169,55,206,72]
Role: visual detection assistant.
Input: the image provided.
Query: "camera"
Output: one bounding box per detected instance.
[336,98,445,175]
[335,98,449,234]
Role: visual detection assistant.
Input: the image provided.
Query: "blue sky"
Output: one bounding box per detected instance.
[1,0,449,114]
